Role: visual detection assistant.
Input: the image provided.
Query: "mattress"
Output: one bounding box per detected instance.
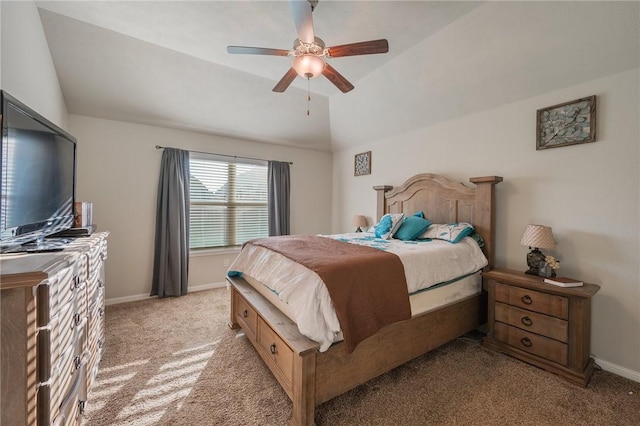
[229,233,488,351]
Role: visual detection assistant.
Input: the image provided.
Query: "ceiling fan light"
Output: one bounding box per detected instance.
[292,54,325,79]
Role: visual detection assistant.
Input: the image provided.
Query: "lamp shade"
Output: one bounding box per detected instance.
[292,54,325,79]
[352,215,367,228]
[520,224,556,249]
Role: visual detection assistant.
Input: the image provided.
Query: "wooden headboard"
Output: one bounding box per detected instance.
[373,174,503,269]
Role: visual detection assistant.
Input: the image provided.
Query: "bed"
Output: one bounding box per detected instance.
[226,173,503,425]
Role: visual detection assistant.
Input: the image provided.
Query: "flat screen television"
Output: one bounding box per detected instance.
[0,90,77,252]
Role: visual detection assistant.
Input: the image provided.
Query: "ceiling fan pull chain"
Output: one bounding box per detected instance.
[307,76,311,116]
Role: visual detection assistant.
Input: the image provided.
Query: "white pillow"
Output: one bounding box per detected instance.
[419,222,475,243]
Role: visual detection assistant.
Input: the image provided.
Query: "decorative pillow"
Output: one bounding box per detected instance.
[394,216,432,241]
[419,222,475,243]
[374,213,405,239]
[412,211,425,218]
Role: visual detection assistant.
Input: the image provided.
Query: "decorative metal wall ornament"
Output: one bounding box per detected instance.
[536,95,596,150]
[354,151,371,176]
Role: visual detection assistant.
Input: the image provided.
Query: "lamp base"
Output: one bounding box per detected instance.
[525,248,545,277]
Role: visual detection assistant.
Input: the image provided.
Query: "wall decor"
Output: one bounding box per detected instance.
[536,95,596,150]
[354,151,371,176]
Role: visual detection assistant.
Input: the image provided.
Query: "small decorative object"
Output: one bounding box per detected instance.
[520,224,556,276]
[354,151,371,176]
[536,95,596,150]
[539,255,560,278]
[352,215,367,232]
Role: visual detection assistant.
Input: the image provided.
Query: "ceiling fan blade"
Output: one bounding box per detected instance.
[289,0,315,44]
[273,68,299,92]
[326,39,389,58]
[227,46,291,56]
[322,63,354,93]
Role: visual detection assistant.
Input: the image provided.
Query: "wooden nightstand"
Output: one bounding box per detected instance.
[482,268,600,386]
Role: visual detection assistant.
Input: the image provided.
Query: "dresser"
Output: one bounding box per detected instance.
[482,268,600,386]
[0,232,108,426]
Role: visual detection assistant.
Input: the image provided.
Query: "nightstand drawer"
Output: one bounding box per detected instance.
[495,302,568,343]
[495,322,568,365]
[495,283,568,319]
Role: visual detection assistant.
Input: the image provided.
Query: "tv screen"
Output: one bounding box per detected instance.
[1,91,76,251]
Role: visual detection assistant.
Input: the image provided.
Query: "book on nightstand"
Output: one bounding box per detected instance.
[543,276,584,287]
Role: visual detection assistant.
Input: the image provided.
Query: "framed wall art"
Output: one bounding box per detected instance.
[536,95,596,150]
[354,151,371,176]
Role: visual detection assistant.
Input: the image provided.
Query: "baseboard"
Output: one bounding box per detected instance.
[594,357,640,383]
[105,281,227,306]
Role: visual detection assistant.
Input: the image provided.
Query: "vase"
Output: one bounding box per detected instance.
[538,262,556,278]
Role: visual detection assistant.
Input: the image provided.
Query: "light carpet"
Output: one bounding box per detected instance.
[82,288,639,425]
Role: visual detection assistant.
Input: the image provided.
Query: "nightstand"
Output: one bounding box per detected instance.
[482,268,600,386]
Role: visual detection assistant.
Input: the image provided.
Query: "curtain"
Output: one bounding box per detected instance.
[151,148,190,297]
[268,161,290,236]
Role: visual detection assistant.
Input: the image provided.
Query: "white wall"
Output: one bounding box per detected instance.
[332,68,640,377]
[0,1,68,128]
[69,115,333,301]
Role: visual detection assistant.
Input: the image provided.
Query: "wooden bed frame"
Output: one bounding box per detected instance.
[227,173,502,425]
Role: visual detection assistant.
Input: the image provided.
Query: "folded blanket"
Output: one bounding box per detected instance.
[249,235,411,353]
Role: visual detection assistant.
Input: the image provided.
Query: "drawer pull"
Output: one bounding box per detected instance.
[73,313,82,328]
[98,308,104,317]
[520,337,532,348]
[270,343,277,354]
[79,400,86,414]
[521,295,532,305]
[242,310,249,318]
[73,355,82,370]
[521,316,533,327]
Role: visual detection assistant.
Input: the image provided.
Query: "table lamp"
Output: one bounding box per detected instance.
[520,224,556,275]
[352,215,367,232]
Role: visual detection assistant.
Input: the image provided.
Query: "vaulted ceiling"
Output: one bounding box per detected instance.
[36,1,639,152]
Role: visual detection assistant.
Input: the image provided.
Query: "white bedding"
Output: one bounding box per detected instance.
[228,232,488,352]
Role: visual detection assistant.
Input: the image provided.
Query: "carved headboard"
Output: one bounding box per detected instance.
[373,174,503,269]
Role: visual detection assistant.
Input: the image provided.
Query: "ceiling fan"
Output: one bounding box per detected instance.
[227,0,389,93]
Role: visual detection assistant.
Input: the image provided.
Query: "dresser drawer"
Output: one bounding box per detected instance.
[257,317,294,386]
[494,322,568,365]
[495,302,568,343]
[235,295,258,338]
[495,283,568,319]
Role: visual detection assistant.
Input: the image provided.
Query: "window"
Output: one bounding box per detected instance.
[189,153,268,250]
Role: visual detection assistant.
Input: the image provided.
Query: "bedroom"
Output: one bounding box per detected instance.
[0,0,638,424]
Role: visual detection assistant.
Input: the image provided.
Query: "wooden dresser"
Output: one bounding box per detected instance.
[482,268,600,386]
[1,232,108,426]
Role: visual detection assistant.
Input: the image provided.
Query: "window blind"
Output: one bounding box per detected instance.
[189,153,268,249]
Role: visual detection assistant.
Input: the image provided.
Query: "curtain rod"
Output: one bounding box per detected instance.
[155,145,293,165]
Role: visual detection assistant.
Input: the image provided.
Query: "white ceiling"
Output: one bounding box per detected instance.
[36,1,639,152]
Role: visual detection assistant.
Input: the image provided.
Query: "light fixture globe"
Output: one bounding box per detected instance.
[292,54,325,79]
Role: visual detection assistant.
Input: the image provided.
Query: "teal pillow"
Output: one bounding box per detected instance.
[394,216,432,241]
[373,213,405,239]
[413,211,425,218]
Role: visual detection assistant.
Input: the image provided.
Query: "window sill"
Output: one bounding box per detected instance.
[190,247,241,257]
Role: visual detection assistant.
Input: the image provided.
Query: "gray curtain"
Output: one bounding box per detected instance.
[151,148,190,297]
[268,161,290,236]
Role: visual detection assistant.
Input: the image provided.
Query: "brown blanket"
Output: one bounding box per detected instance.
[248,235,411,353]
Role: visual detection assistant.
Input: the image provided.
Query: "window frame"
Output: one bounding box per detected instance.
[188,152,268,251]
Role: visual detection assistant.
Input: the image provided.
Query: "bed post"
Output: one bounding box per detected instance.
[372,185,393,221]
[469,176,503,270]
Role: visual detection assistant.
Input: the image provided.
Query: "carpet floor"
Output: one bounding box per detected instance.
[82,288,639,425]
